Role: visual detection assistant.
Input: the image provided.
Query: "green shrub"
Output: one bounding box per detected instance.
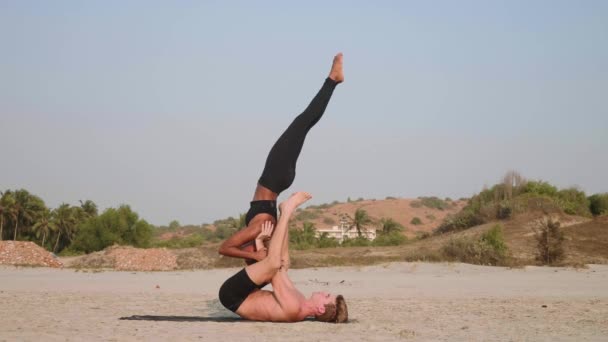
[418,196,450,210]
[441,225,508,266]
[168,220,180,230]
[410,217,422,225]
[589,193,608,216]
[435,209,484,234]
[373,231,407,246]
[522,181,558,197]
[556,188,591,216]
[426,214,436,221]
[317,233,340,248]
[480,225,507,256]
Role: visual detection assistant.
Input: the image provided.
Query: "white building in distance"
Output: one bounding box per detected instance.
[314,217,377,243]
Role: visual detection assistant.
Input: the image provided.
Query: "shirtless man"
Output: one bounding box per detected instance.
[218,192,348,323]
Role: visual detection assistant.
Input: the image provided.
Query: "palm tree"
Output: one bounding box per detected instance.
[11,189,45,241]
[2,193,18,241]
[79,200,98,217]
[0,191,16,241]
[353,208,372,237]
[32,208,57,248]
[53,203,75,252]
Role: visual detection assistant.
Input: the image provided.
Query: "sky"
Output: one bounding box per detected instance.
[1,1,607,226]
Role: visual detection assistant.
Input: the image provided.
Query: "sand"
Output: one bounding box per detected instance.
[1,263,607,341]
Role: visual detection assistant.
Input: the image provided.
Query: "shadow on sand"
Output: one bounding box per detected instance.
[119,315,243,322]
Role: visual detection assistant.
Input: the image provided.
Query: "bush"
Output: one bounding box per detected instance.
[496,201,512,219]
[373,231,407,246]
[556,188,591,216]
[522,181,558,197]
[418,196,450,210]
[152,234,205,249]
[589,193,608,216]
[71,205,153,253]
[435,209,485,234]
[480,225,508,256]
[317,233,340,248]
[534,218,565,265]
[410,217,422,225]
[441,225,508,265]
[341,236,371,247]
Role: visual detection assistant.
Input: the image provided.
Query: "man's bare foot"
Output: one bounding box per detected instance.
[279,192,313,214]
[328,53,344,83]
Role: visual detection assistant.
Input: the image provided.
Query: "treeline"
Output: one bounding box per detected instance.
[153,215,247,249]
[0,189,153,254]
[436,171,608,234]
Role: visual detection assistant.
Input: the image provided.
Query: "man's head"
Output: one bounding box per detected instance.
[311,292,348,323]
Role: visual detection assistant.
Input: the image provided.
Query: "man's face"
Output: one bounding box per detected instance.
[311,291,336,307]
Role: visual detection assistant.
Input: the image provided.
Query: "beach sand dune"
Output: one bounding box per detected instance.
[1,263,607,341]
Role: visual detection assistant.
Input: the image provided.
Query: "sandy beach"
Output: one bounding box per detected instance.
[1,263,607,341]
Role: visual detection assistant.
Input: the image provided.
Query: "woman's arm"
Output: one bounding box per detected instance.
[218,224,267,262]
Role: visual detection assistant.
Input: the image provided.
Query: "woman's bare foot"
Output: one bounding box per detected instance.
[328,53,344,83]
[279,192,313,214]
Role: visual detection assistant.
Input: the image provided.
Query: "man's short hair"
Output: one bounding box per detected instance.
[316,295,348,323]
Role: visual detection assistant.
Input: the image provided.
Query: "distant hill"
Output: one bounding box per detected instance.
[293,197,467,237]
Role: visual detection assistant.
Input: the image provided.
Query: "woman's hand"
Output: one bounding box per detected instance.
[252,247,268,262]
[255,221,274,253]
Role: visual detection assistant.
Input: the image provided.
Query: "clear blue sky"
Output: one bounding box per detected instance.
[1,1,607,225]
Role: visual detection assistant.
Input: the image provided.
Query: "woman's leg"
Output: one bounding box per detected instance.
[255,54,344,197]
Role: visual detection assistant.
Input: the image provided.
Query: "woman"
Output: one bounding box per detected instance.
[219,53,344,264]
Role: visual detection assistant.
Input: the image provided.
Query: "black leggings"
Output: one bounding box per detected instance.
[258,78,338,194]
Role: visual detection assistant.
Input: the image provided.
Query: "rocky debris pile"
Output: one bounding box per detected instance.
[0,241,63,268]
[105,246,178,271]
